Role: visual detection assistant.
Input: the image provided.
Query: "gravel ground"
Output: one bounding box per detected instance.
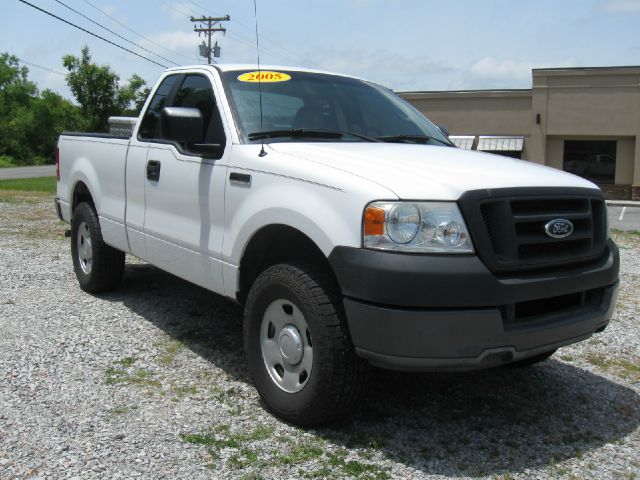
[1,192,639,480]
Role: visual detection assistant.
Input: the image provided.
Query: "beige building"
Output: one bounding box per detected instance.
[400,66,640,200]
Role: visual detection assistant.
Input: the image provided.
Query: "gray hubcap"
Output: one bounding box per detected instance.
[77,221,93,275]
[260,299,313,393]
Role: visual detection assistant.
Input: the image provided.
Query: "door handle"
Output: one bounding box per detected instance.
[146,160,161,181]
[229,172,251,187]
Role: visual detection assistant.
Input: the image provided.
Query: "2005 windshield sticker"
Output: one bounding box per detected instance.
[237,71,292,83]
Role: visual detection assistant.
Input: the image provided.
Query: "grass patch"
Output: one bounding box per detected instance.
[156,338,186,365]
[586,353,640,380]
[172,385,198,397]
[611,228,640,236]
[182,425,389,478]
[105,360,161,388]
[116,356,136,367]
[108,405,130,416]
[0,176,56,193]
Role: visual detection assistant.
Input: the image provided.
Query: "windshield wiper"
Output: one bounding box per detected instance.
[248,129,380,142]
[376,134,453,146]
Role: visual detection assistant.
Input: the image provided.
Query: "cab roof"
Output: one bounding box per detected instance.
[165,64,365,81]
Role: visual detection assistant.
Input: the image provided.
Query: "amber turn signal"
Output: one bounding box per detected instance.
[364,207,385,236]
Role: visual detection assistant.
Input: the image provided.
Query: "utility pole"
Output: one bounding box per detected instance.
[190,15,230,64]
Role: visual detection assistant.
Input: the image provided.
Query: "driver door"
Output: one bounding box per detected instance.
[142,72,229,295]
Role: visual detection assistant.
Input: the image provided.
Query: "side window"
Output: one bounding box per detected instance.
[138,75,179,139]
[171,75,226,149]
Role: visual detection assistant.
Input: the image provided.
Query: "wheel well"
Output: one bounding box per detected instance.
[72,181,94,214]
[238,225,335,305]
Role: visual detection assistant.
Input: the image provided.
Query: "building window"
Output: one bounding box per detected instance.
[563,140,616,184]
[476,136,524,159]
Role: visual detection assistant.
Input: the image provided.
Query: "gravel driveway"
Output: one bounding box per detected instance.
[1,192,639,479]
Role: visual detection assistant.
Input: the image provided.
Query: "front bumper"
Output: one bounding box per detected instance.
[328,240,619,371]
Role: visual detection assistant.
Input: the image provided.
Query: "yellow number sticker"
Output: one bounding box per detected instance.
[237,71,292,83]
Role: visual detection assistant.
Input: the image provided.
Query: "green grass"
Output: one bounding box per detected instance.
[0,176,56,193]
[586,353,640,380]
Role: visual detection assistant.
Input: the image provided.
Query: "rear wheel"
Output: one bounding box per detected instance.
[244,263,367,426]
[71,202,124,293]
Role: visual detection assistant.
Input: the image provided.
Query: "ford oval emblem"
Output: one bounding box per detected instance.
[544,219,574,239]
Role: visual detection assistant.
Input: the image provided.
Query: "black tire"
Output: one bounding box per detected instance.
[507,349,557,368]
[71,202,125,293]
[244,263,368,426]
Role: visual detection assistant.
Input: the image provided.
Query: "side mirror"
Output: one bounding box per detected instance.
[161,107,204,143]
[437,125,450,137]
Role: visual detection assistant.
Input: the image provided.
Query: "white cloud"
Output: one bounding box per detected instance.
[141,30,198,53]
[469,57,533,83]
[598,0,640,12]
[162,2,198,22]
[460,57,579,89]
[310,48,454,91]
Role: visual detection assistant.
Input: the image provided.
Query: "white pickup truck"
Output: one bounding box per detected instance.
[56,64,619,426]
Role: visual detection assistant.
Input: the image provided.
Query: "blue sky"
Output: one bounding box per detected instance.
[2,0,639,99]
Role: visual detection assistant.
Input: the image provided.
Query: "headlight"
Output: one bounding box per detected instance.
[363,201,474,253]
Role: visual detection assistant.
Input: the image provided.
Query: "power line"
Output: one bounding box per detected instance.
[80,0,194,62]
[17,58,66,77]
[184,1,310,67]
[52,0,180,66]
[17,0,168,68]
[159,0,195,18]
[162,0,309,66]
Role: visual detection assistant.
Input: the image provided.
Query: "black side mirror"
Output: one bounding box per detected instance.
[437,125,450,137]
[161,107,204,143]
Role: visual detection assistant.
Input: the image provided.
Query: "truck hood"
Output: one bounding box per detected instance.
[268,142,598,200]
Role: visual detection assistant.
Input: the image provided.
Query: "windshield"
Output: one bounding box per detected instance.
[221,69,452,145]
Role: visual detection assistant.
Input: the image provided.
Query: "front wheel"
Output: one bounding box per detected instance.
[71,202,124,293]
[244,263,367,426]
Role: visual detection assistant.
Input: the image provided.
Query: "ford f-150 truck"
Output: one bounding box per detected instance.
[56,65,619,426]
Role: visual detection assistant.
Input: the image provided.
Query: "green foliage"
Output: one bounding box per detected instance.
[0,47,149,166]
[0,177,57,193]
[0,155,15,168]
[63,47,148,132]
[0,52,84,166]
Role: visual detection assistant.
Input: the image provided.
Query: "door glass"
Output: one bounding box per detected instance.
[138,75,179,139]
[172,75,226,150]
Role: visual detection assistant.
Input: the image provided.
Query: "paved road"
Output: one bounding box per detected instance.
[0,165,56,179]
[608,205,640,232]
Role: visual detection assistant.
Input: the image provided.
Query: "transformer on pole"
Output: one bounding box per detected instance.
[190,15,230,64]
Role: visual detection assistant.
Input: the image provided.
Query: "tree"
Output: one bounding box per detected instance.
[0,52,85,165]
[0,53,39,164]
[63,46,149,132]
[30,89,85,161]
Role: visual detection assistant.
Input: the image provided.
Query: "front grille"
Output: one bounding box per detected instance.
[459,187,607,273]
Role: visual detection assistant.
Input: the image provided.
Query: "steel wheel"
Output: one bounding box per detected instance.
[71,202,124,293]
[76,221,93,275]
[260,298,313,393]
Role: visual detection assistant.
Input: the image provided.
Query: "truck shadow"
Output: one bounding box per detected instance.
[101,263,640,477]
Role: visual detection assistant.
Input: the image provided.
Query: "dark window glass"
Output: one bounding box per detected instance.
[138,75,179,139]
[172,75,225,147]
[222,70,451,146]
[563,140,616,184]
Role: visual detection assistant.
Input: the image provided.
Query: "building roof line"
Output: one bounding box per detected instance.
[399,88,532,95]
[532,65,640,72]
